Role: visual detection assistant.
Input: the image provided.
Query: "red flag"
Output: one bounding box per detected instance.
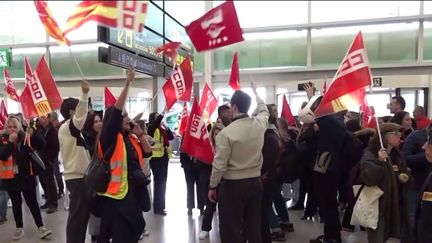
[162,58,194,110]
[3,68,20,102]
[322,80,327,94]
[104,86,117,108]
[34,0,71,46]
[360,93,377,129]
[229,52,240,90]
[281,95,296,126]
[0,100,8,130]
[157,42,181,65]
[199,83,218,121]
[178,102,188,136]
[180,99,214,164]
[185,1,244,52]
[314,32,372,118]
[21,56,63,119]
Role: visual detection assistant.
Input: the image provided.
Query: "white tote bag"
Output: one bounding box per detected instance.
[350,185,384,230]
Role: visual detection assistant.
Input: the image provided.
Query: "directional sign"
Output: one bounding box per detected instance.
[0,48,11,67]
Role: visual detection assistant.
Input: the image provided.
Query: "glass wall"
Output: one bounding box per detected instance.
[311,1,419,23]
[425,1,432,14]
[214,30,307,71]
[311,23,418,67]
[164,1,205,26]
[8,47,47,78]
[424,21,432,61]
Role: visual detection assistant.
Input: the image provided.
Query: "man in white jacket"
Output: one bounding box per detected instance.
[58,80,91,243]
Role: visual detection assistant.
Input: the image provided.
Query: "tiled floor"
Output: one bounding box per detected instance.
[0,160,400,243]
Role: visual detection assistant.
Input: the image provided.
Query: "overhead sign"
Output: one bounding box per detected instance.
[372,77,382,87]
[98,46,164,77]
[0,48,11,67]
[98,26,164,62]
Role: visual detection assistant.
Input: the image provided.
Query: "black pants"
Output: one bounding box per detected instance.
[66,178,90,243]
[98,185,144,243]
[261,177,275,243]
[7,176,43,228]
[150,154,169,212]
[304,169,319,217]
[313,171,341,241]
[200,163,216,231]
[273,182,290,222]
[39,162,58,207]
[183,164,204,210]
[54,161,64,194]
[218,178,263,243]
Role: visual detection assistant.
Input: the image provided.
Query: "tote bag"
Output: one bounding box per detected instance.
[350,185,384,230]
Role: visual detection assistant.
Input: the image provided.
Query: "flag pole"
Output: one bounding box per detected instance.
[67,47,85,80]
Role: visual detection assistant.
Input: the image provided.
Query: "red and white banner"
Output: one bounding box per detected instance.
[0,100,8,130]
[156,42,182,65]
[314,32,372,118]
[178,102,188,136]
[104,86,117,108]
[229,52,240,90]
[281,95,296,126]
[21,56,63,119]
[185,1,244,52]
[3,68,20,102]
[162,57,193,110]
[360,92,377,129]
[199,83,218,122]
[180,99,214,164]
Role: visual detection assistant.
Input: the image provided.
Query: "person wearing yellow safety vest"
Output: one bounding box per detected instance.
[97,69,153,243]
[147,111,174,216]
[0,116,52,240]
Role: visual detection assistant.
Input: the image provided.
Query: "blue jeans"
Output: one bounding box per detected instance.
[0,189,9,219]
[268,206,281,231]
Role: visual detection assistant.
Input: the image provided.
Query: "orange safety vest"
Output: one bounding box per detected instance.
[102,133,145,196]
[0,138,34,179]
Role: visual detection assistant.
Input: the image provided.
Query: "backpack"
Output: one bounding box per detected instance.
[277,141,304,183]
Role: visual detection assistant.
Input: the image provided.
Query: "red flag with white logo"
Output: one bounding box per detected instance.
[3,68,20,102]
[162,57,193,110]
[185,1,244,52]
[229,52,240,90]
[157,42,181,65]
[21,56,63,119]
[179,102,188,136]
[281,95,296,126]
[0,100,8,130]
[199,83,218,121]
[314,32,372,118]
[104,86,117,108]
[180,99,214,164]
[360,92,377,129]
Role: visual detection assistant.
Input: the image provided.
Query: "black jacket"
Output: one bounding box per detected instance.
[36,124,59,164]
[0,131,46,191]
[402,129,432,191]
[417,172,432,243]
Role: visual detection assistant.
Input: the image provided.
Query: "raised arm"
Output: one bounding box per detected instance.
[251,84,269,128]
[114,69,134,111]
[71,80,90,131]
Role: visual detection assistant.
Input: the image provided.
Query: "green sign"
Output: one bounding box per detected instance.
[0,48,11,67]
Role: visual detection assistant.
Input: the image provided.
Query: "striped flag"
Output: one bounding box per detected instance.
[3,68,20,102]
[0,100,8,130]
[64,1,148,34]
[34,0,71,46]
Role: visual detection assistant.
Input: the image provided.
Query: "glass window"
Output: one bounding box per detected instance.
[312,1,420,23]
[164,1,205,26]
[7,2,47,44]
[365,93,393,117]
[164,14,193,51]
[9,47,47,78]
[49,1,97,41]
[213,1,308,28]
[214,30,307,70]
[0,2,14,45]
[193,52,204,73]
[424,22,432,61]
[49,43,124,78]
[425,1,432,14]
[214,87,266,116]
[146,2,164,35]
[312,23,418,68]
[151,0,163,9]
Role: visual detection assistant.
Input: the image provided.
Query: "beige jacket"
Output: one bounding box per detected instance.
[209,96,269,188]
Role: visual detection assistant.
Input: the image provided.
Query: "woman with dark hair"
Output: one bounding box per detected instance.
[391,111,414,139]
[147,111,174,215]
[0,116,52,240]
[82,112,102,243]
[97,69,153,243]
[359,123,412,243]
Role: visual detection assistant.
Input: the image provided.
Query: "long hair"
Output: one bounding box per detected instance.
[82,113,101,139]
[2,116,24,135]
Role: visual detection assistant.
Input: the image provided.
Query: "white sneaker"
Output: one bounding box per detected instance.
[199,231,209,240]
[12,228,24,240]
[38,226,52,239]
